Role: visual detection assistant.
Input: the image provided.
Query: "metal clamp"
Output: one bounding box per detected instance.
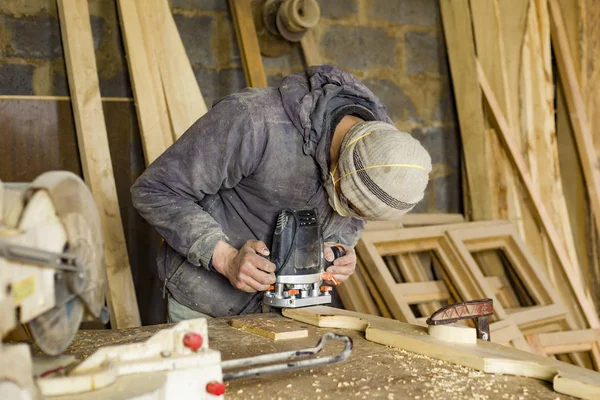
[426,298,494,341]
[221,332,353,381]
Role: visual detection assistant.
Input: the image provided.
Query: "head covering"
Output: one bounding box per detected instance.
[325,121,432,220]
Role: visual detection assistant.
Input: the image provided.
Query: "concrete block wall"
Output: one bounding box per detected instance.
[0,0,461,214]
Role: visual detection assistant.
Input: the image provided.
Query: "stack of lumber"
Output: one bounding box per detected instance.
[53,0,212,327]
[116,0,207,165]
[436,0,600,329]
[339,214,600,370]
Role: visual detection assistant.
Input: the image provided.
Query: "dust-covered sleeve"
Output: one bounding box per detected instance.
[130,96,265,269]
[325,217,366,248]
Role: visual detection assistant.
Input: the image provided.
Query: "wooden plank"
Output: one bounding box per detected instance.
[300,29,322,67]
[365,214,465,231]
[57,0,141,328]
[439,0,496,221]
[147,0,207,139]
[357,256,392,318]
[548,0,600,240]
[0,95,133,102]
[384,255,403,283]
[134,0,175,147]
[530,329,600,353]
[521,0,587,278]
[517,0,560,279]
[555,0,600,317]
[396,281,449,304]
[356,239,418,323]
[469,0,522,235]
[497,0,529,138]
[339,265,380,316]
[587,0,600,315]
[336,274,362,313]
[505,304,567,329]
[283,306,600,399]
[587,0,600,157]
[473,251,521,309]
[395,252,442,316]
[229,0,267,88]
[116,0,172,165]
[362,220,510,247]
[490,319,531,350]
[476,60,600,329]
[229,315,308,341]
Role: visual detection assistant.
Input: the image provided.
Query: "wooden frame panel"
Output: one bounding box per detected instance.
[357,221,530,350]
[527,329,600,371]
[446,224,570,332]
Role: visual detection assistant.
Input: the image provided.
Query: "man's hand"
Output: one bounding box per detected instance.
[212,240,276,292]
[323,242,356,284]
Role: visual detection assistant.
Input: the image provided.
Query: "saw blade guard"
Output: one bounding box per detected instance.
[29,171,106,319]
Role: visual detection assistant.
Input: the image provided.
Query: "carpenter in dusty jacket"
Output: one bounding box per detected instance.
[131,65,432,322]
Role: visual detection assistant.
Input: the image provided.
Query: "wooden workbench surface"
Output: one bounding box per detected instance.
[55,314,572,399]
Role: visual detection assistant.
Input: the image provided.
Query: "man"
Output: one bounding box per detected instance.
[131,65,432,322]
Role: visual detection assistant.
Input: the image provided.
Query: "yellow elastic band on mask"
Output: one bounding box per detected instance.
[333,163,427,185]
[331,131,375,178]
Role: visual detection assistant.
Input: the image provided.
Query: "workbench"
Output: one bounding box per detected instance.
[42,314,574,399]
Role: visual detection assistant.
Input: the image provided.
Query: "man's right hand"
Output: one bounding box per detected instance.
[211,240,276,293]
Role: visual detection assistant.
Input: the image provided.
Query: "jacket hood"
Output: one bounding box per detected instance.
[278,65,393,159]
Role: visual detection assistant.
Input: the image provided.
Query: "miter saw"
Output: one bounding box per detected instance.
[0,170,106,399]
[0,173,353,400]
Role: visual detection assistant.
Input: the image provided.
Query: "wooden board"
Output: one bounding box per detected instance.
[229,315,307,341]
[57,0,141,328]
[497,0,529,137]
[116,0,172,164]
[585,0,600,316]
[146,0,207,139]
[519,0,577,283]
[439,0,496,220]
[283,306,600,400]
[554,0,600,317]
[469,0,521,229]
[134,0,175,148]
[477,61,600,330]
[229,0,268,88]
[341,262,381,315]
[548,0,600,241]
[528,329,600,356]
[364,213,465,231]
[300,29,322,67]
[587,0,600,157]
[356,255,392,318]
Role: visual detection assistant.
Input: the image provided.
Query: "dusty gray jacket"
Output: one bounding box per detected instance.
[131,66,393,316]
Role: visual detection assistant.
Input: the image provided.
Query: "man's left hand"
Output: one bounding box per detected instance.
[323,243,356,284]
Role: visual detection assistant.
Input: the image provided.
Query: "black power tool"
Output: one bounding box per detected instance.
[262,209,345,308]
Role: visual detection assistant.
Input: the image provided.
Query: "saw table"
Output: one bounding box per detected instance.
[29,314,574,400]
